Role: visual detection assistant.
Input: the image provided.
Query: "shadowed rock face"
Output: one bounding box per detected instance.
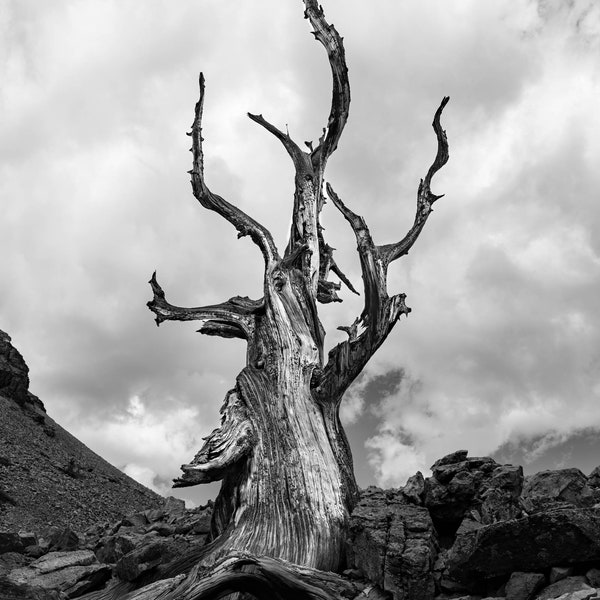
[0,330,43,412]
[347,487,438,600]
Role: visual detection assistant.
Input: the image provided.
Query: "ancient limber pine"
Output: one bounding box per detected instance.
[148,0,449,572]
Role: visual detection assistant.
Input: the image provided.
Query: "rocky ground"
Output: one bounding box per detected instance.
[4,330,600,599]
[2,451,600,599]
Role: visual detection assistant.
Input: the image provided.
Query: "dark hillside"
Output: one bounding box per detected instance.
[0,330,162,533]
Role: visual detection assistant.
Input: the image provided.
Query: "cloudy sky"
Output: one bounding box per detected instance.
[2,0,599,507]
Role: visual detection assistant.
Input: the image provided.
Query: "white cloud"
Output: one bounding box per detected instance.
[73,394,204,498]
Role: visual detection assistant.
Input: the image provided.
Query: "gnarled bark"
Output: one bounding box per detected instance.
[144,0,450,596]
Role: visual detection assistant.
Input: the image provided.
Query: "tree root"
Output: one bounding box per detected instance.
[113,552,364,600]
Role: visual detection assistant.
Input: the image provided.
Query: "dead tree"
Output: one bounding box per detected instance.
[145,0,448,596]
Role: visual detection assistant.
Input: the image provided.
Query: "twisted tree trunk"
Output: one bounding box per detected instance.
[141,0,449,597]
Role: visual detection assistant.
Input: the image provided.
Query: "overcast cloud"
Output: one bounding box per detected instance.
[1,0,599,505]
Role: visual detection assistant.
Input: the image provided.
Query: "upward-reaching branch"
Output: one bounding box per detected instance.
[190,74,280,268]
[303,0,350,172]
[380,96,450,265]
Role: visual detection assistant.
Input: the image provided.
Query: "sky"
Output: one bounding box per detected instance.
[1,0,600,507]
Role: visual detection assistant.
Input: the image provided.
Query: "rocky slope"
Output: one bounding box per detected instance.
[0,329,163,533]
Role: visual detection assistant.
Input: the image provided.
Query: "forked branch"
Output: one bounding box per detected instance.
[190,74,280,267]
[314,98,449,403]
[381,96,450,265]
[247,112,305,169]
[147,272,261,340]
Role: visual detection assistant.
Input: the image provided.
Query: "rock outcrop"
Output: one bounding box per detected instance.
[347,487,438,599]
[348,450,600,600]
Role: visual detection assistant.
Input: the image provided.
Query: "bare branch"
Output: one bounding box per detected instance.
[247,112,305,168]
[303,0,350,170]
[326,183,384,319]
[381,96,450,265]
[315,98,450,401]
[190,74,280,266]
[313,184,412,402]
[173,390,256,487]
[147,272,260,340]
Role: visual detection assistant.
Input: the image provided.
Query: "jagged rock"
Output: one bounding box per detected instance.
[23,546,45,559]
[424,451,523,540]
[432,450,469,469]
[95,534,137,564]
[121,513,148,529]
[347,487,438,600]
[45,527,79,552]
[116,539,187,582]
[18,533,37,548]
[549,567,575,584]
[163,497,185,517]
[401,472,425,505]
[479,465,523,524]
[0,578,63,600]
[143,509,165,523]
[6,550,111,598]
[505,571,545,600]
[1,531,25,554]
[0,330,31,407]
[588,467,600,489]
[585,567,600,586]
[522,469,595,512]
[446,507,600,581]
[549,591,598,600]
[535,576,593,600]
[0,552,32,574]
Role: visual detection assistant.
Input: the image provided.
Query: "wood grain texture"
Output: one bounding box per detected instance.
[144,0,450,595]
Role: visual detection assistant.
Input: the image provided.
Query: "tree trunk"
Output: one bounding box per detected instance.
[175,267,358,571]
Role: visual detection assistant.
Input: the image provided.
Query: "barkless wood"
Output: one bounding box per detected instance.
[142,1,449,597]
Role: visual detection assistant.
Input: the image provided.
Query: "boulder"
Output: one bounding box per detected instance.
[7,550,110,598]
[585,567,600,587]
[1,531,25,555]
[447,507,600,581]
[534,576,593,600]
[479,465,523,524]
[423,451,523,538]
[549,567,575,584]
[95,534,138,564]
[522,469,595,512]
[504,571,545,600]
[45,527,79,552]
[347,487,438,600]
[401,472,425,505]
[116,539,186,581]
[588,467,600,489]
[163,497,185,517]
[121,513,148,529]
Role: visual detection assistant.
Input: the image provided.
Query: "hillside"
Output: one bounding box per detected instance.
[0,329,162,533]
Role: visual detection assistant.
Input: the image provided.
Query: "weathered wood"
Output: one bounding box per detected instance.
[118,553,359,600]
[144,0,450,596]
